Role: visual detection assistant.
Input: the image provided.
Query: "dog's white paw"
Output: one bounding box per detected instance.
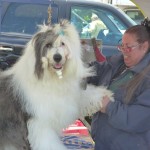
[81,85,114,116]
[102,88,114,102]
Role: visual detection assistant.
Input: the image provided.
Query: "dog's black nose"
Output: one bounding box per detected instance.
[53,53,62,62]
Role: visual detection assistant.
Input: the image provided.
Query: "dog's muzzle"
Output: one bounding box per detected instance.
[53,53,64,70]
[53,53,62,63]
[53,53,64,79]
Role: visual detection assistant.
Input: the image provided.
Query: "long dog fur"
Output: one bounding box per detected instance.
[0,20,113,150]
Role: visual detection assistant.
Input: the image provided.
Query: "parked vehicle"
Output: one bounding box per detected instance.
[124,7,145,24]
[0,0,136,69]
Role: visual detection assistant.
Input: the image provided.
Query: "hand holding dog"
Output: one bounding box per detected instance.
[100,96,111,113]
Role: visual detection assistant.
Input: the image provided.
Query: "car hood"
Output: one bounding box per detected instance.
[132,0,150,18]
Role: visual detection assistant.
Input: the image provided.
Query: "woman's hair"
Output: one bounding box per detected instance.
[124,18,150,104]
[124,65,150,104]
[125,19,150,45]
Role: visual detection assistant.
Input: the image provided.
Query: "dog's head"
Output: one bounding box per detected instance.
[27,20,85,80]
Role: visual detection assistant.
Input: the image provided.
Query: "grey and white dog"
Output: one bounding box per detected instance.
[0,20,113,150]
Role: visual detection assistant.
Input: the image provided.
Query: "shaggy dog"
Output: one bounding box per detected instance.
[0,20,113,150]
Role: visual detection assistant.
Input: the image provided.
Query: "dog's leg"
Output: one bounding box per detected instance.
[27,119,68,150]
[1,129,31,150]
[3,145,23,150]
[0,107,31,150]
[80,84,114,117]
[3,145,17,150]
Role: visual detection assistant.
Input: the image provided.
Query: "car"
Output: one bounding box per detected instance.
[124,7,145,24]
[0,0,136,69]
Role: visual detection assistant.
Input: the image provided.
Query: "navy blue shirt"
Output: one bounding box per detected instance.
[88,53,150,150]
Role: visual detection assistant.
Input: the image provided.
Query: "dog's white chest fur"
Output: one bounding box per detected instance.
[23,80,80,127]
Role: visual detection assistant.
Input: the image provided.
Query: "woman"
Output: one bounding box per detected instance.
[88,18,150,150]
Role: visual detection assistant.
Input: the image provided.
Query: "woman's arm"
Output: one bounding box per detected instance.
[105,87,150,133]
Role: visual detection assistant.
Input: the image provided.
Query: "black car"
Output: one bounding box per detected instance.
[0,0,136,69]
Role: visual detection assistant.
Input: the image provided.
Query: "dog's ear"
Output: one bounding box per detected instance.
[34,31,45,40]
[32,32,46,79]
[41,57,48,69]
[32,32,45,49]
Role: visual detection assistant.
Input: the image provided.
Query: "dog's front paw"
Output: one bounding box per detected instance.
[103,88,114,102]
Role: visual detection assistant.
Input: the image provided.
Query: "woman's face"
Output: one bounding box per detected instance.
[121,33,149,67]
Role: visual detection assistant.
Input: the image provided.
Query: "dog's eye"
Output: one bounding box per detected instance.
[61,42,65,46]
[46,43,52,48]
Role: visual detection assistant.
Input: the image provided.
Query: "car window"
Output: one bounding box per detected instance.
[71,6,127,46]
[125,9,144,24]
[1,2,58,35]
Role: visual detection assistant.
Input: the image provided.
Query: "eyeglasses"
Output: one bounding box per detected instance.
[117,43,141,52]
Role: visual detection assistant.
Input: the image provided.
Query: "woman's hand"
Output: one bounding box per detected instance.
[100,96,111,113]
